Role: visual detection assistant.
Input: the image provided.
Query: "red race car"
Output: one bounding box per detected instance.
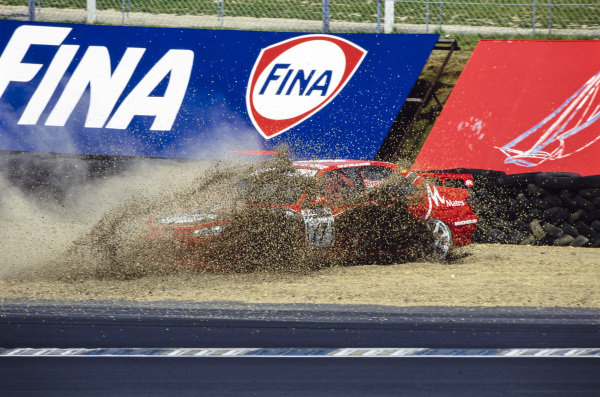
[148,159,477,269]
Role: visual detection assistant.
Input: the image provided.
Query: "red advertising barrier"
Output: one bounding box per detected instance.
[412,40,600,176]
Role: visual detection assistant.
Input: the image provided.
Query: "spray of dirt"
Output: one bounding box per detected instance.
[60,161,259,280]
[62,152,438,279]
[1,150,440,283]
[49,152,320,279]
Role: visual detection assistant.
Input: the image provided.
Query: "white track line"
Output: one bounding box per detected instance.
[1,347,599,358]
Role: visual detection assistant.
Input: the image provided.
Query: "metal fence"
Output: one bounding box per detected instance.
[389,0,600,36]
[1,0,598,37]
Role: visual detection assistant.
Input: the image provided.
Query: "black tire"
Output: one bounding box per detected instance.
[543,207,570,224]
[575,175,600,189]
[581,209,600,224]
[486,228,506,244]
[494,203,509,218]
[575,220,600,240]
[570,235,589,247]
[514,219,530,232]
[560,222,579,237]
[519,234,536,245]
[559,190,579,211]
[507,230,523,244]
[530,219,546,239]
[535,172,580,190]
[515,193,532,208]
[542,223,564,238]
[542,195,563,208]
[533,197,550,210]
[529,207,542,220]
[497,172,538,187]
[527,183,550,197]
[591,220,600,233]
[553,234,575,246]
[569,209,586,224]
[575,195,595,212]
[578,188,600,199]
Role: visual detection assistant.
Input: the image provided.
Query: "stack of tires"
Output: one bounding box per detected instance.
[468,171,600,248]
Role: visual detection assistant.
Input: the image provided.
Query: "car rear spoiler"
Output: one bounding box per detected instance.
[401,169,474,189]
[417,172,474,188]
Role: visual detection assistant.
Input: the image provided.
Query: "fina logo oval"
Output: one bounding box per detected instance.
[246,34,367,139]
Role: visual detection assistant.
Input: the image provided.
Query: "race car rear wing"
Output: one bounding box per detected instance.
[416,172,474,189]
[401,169,474,189]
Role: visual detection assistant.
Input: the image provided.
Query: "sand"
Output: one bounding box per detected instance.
[1,160,599,308]
[1,243,598,308]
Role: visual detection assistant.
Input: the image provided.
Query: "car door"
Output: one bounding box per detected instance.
[301,168,362,247]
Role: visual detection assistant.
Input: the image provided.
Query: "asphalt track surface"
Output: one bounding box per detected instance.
[1,301,599,396]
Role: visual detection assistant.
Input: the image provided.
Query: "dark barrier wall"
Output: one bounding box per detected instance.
[0,21,438,160]
[413,40,600,177]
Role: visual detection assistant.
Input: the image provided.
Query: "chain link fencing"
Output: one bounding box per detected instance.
[0,1,598,36]
[390,0,600,36]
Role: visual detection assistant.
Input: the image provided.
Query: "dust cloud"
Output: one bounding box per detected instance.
[0,157,227,279]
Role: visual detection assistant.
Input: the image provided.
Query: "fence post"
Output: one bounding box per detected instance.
[426,0,430,32]
[384,0,394,33]
[377,0,381,33]
[87,0,96,24]
[548,0,553,34]
[28,0,35,21]
[219,0,225,29]
[438,0,443,30]
[532,0,537,38]
[322,0,330,33]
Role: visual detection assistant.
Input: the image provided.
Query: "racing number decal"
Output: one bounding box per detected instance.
[301,209,334,248]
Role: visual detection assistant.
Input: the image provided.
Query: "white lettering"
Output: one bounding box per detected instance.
[454,219,477,226]
[1,25,193,131]
[46,46,145,128]
[0,25,71,98]
[106,49,194,131]
[427,184,446,207]
[19,44,79,125]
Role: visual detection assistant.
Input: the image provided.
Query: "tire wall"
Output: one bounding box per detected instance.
[464,171,600,248]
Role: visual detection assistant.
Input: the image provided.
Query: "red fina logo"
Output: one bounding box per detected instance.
[246,34,367,139]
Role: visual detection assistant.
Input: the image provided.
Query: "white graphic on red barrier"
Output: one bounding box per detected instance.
[498,70,600,167]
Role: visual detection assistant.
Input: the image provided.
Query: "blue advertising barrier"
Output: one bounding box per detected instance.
[0,20,438,160]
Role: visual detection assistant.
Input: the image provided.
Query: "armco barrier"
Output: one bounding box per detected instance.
[463,170,600,248]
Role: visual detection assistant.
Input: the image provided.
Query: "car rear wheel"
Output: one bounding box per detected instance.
[425,219,453,261]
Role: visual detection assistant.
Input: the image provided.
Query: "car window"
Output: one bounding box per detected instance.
[319,169,364,202]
